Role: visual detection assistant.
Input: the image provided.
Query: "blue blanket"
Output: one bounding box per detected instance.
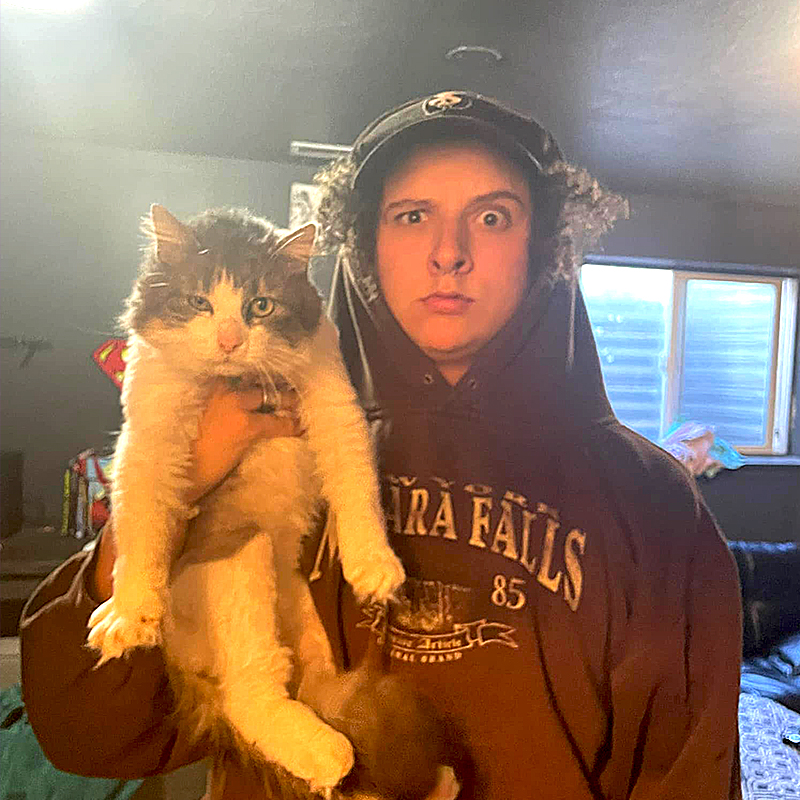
[1,683,143,800]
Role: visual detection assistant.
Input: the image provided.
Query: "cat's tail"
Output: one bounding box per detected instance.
[297,667,469,800]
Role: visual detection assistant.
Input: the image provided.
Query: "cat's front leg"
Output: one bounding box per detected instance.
[301,321,405,604]
[87,552,171,663]
[331,511,405,605]
[88,399,196,662]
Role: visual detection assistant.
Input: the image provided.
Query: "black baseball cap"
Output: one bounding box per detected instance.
[352,90,563,189]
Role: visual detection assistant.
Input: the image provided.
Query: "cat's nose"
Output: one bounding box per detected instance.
[217,319,244,353]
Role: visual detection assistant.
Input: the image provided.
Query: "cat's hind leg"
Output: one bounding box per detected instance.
[167,529,353,792]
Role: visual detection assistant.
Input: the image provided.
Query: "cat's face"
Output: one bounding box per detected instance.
[140,271,316,380]
[126,206,321,382]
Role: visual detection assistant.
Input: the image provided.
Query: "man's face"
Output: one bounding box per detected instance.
[376,141,532,384]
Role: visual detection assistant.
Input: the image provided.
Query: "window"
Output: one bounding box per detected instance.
[580,261,798,455]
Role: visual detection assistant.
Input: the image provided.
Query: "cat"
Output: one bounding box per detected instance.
[85,204,415,794]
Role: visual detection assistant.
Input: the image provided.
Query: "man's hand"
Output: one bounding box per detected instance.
[187,379,302,503]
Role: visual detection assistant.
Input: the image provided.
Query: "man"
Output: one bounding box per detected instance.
[307,90,742,799]
[21,91,742,798]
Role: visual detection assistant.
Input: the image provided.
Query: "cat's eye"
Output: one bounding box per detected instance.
[248,297,275,319]
[188,295,212,313]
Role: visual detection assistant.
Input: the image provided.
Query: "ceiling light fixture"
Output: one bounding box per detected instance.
[290,141,352,160]
[445,45,504,63]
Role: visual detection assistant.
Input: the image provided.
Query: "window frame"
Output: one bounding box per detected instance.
[582,255,800,458]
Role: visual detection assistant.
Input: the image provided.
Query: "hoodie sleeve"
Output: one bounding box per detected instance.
[604,501,743,800]
[19,534,208,779]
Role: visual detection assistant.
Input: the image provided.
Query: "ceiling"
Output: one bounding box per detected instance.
[3,0,800,205]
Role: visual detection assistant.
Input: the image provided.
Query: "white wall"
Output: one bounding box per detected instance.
[601,191,800,269]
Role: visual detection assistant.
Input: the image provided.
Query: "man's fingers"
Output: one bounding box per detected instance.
[200,380,303,455]
[234,386,302,439]
[249,412,304,439]
[237,386,269,413]
[237,386,300,415]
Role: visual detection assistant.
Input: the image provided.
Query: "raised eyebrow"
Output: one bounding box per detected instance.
[382,198,433,215]
[468,190,527,208]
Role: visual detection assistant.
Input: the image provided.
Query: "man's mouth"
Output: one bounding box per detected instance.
[421,292,474,314]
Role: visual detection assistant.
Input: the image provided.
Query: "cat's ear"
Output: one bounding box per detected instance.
[147,204,200,265]
[273,223,317,273]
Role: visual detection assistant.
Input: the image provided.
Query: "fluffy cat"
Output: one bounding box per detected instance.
[86,205,415,794]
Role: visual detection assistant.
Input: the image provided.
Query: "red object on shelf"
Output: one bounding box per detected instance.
[92,338,128,390]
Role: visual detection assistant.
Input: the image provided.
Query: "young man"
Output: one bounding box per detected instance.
[21,91,743,799]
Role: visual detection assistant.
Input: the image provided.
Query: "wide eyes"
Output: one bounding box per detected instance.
[247,296,275,319]
[396,209,427,225]
[188,295,212,313]
[479,210,508,228]
[391,207,511,229]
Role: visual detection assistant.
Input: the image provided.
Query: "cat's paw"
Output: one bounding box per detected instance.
[287,723,354,792]
[87,594,164,664]
[343,546,405,603]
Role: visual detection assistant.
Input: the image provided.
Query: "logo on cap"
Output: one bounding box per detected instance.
[423,91,472,115]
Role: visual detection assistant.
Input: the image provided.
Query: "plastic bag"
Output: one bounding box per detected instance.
[660,417,745,478]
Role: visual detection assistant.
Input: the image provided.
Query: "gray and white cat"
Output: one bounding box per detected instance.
[86,205,409,793]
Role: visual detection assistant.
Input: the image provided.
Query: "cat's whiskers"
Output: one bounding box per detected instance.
[254,365,297,406]
[253,345,304,382]
[260,371,280,399]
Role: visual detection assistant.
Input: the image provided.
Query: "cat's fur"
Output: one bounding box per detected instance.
[86,205,420,794]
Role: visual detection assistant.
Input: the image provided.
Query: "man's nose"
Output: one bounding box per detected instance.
[429,219,472,275]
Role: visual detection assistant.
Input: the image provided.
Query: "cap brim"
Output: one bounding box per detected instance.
[353,115,545,190]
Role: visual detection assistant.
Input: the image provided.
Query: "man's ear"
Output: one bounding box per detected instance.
[147,204,200,265]
[273,223,317,273]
